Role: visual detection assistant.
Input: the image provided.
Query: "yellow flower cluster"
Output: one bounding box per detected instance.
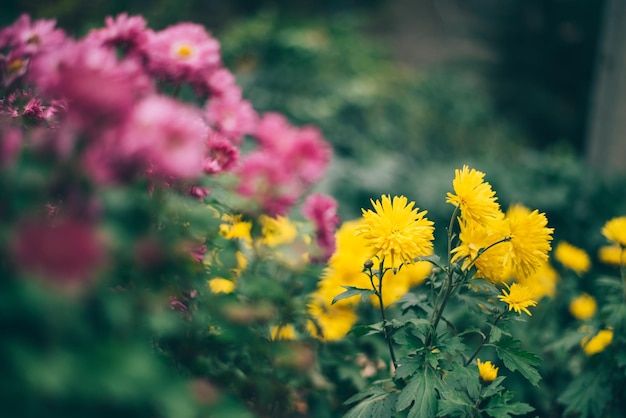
[602,216,626,247]
[448,166,554,283]
[498,282,538,316]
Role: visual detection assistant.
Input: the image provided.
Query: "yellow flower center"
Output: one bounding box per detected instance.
[7,59,24,73]
[175,44,194,59]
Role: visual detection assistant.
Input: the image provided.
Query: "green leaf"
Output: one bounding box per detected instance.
[332,286,375,305]
[558,371,610,418]
[494,337,542,386]
[482,376,506,398]
[396,367,440,418]
[343,385,397,418]
[484,392,534,418]
[488,325,511,344]
[394,356,424,380]
[348,322,384,337]
[436,390,474,417]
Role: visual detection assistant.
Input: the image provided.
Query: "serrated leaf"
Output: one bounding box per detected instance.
[343,386,397,418]
[348,322,383,337]
[394,356,424,380]
[332,286,375,305]
[484,392,534,418]
[494,338,542,386]
[442,363,481,400]
[489,325,510,344]
[396,367,440,418]
[482,376,506,398]
[558,371,610,418]
[437,390,473,417]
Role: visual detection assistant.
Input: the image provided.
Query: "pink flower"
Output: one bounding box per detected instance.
[85,13,149,54]
[0,14,66,56]
[302,193,339,261]
[204,67,237,97]
[28,40,153,127]
[0,127,22,167]
[11,218,106,286]
[205,94,258,144]
[255,112,331,184]
[204,131,239,174]
[143,22,221,84]
[236,151,300,216]
[121,95,208,179]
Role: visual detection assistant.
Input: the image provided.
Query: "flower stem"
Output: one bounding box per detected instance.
[372,260,398,370]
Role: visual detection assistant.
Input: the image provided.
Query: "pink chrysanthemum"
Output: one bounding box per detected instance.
[121,95,208,179]
[86,13,149,54]
[204,67,238,97]
[205,95,258,144]
[236,151,300,216]
[0,14,66,56]
[204,131,239,174]
[302,193,340,262]
[143,22,221,84]
[28,40,153,126]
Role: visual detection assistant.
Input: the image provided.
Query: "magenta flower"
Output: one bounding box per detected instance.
[121,95,208,179]
[204,131,239,174]
[0,14,66,56]
[302,193,339,261]
[205,95,258,144]
[85,13,149,54]
[11,218,106,286]
[143,22,221,84]
[28,40,153,127]
[0,127,22,167]
[204,67,237,97]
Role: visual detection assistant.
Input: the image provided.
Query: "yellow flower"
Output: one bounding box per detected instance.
[582,329,613,356]
[517,261,559,300]
[259,214,298,247]
[207,278,236,294]
[504,205,554,279]
[396,260,432,288]
[357,195,434,266]
[598,245,626,266]
[272,324,297,340]
[451,218,509,282]
[554,241,591,274]
[602,216,626,247]
[498,282,538,316]
[477,359,499,382]
[446,165,502,226]
[307,292,357,341]
[220,214,252,243]
[569,293,597,321]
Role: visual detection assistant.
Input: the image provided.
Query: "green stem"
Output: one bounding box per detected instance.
[372,259,398,370]
[466,236,511,271]
[465,311,506,366]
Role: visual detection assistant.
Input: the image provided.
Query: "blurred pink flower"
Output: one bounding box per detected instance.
[0,127,22,167]
[121,94,208,179]
[143,22,220,84]
[28,39,153,127]
[205,95,258,144]
[302,193,339,261]
[204,67,237,97]
[0,14,66,56]
[11,218,106,286]
[204,131,239,174]
[85,13,149,54]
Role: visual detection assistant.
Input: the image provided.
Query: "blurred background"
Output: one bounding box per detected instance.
[2,0,625,242]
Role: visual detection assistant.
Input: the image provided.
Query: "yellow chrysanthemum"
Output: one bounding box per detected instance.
[307,292,357,341]
[271,324,297,340]
[598,245,626,266]
[357,195,434,266]
[602,216,626,247]
[554,241,591,274]
[207,278,236,294]
[498,282,538,316]
[220,214,252,243]
[477,359,499,382]
[259,214,298,247]
[517,261,559,300]
[582,329,613,356]
[446,165,503,226]
[451,218,509,282]
[569,293,597,321]
[504,205,554,279]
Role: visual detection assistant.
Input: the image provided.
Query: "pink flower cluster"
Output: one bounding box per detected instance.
[1,13,331,193]
[1,14,339,281]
